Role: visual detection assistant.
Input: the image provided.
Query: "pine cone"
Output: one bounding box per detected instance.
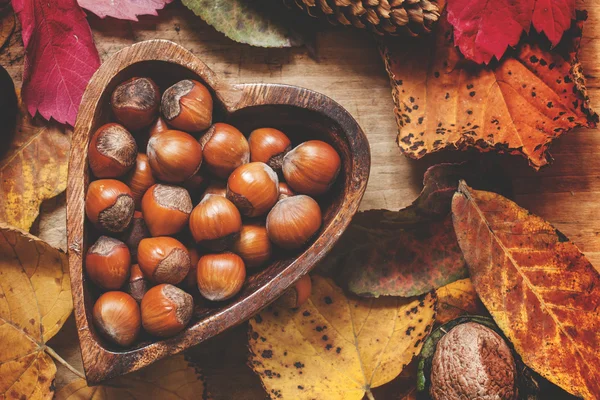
[286,0,440,36]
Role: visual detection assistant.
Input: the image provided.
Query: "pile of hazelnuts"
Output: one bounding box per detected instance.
[84,76,341,347]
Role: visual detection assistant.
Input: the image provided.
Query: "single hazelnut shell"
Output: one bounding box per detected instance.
[266,195,322,250]
[141,184,192,236]
[189,194,242,251]
[86,236,131,290]
[137,236,191,285]
[201,180,227,200]
[231,224,272,269]
[161,79,213,132]
[282,140,341,196]
[88,123,137,178]
[279,274,312,308]
[119,211,150,263]
[197,252,246,301]
[127,264,150,303]
[123,153,156,209]
[85,179,135,233]
[141,284,194,338]
[278,182,295,200]
[199,123,249,179]
[111,77,160,131]
[248,128,291,171]
[147,129,203,183]
[226,162,279,217]
[93,291,141,347]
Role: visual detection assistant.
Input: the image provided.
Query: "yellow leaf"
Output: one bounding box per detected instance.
[0,223,72,399]
[0,95,70,230]
[54,355,206,400]
[248,276,437,400]
[435,278,486,325]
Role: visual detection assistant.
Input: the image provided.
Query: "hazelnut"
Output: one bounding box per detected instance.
[88,123,137,178]
[226,162,279,217]
[137,236,191,284]
[127,264,150,303]
[279,274,312,308]
[278,182,295,200]
[85,179,135,233]
[85,236,131,290]
[141,284,194,338]
[282,140,341,196]
[266,195,322,250]
[430,322,517,400]
[189,194,242,251]
[123,153,156,209]
[199,123,249,179]
[111,77,160,131]
[93,291,141,347]
[231,224,272,269]
[120,211,150,263]
[161,79,213,132]
[147,129,203,183]
[248,128,291,171]
[197,252,246,301]
[141,184,192,236]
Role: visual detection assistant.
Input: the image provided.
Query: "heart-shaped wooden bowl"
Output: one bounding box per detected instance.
[66,40,370,384]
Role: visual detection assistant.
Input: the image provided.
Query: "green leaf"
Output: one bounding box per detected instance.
[181,0,303,47]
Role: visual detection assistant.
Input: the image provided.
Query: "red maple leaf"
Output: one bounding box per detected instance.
[13,0,101,126]
[78,0,174,21]
[447,0,576,64]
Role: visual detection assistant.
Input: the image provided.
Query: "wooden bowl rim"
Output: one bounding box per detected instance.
[66,39,370,384]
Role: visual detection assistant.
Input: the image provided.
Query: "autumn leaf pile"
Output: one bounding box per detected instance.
[1,0,600,399]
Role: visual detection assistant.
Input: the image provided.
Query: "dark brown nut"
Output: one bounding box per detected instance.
[111,77,160,131]
[88,123,137,178]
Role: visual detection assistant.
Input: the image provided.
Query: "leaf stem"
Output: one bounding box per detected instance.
[44,345,85,379]
[366,389,375,400]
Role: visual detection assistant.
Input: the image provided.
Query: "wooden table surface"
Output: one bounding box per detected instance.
[2,0,600,392]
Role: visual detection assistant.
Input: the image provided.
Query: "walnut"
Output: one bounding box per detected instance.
[430,322,517,400]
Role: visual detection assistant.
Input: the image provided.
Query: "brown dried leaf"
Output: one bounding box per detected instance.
[0,94,70,230]
[54,355,206,400]
[0,223,72,399]
[381,12,598,169]
[248,276,437,400]
[452,182,600,399]
[435,278,487,325]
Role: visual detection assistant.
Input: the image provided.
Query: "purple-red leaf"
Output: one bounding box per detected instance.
[446,0,576,64]
[78,0,173,21]
[13,0,100,126]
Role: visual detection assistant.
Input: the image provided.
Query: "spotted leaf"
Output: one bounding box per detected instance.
[248,276,437,400]
[381,12,597,169]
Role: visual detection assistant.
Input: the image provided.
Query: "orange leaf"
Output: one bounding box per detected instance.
[452,182,600,399]
[435,278,487,325]
[381,12,598,169]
